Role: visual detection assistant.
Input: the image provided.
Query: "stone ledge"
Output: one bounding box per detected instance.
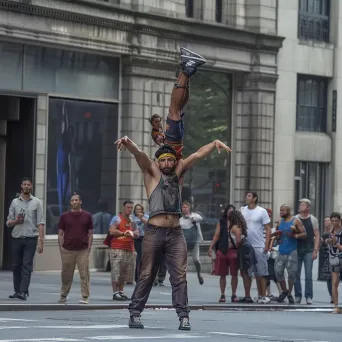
[0,0,284,52]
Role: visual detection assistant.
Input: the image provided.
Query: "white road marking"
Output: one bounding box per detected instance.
[0,318,37,322]
[210,332,331,342]
[0,325,127,330]
[159,292,171,296]
[89,335,203,340]
[0,339,82,342]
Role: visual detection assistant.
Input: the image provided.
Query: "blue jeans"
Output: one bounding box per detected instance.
[294,251,313,299]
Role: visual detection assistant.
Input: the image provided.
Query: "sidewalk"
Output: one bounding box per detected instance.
[0,269,334,311]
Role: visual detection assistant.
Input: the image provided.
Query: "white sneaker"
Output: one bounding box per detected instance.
[79,298,88,304]
[306,298,313,305]
[257,297,270,304]
[295,297,301,304]
[254,296,261,302]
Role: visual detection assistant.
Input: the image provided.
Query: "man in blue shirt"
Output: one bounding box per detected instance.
[274,205,306,304]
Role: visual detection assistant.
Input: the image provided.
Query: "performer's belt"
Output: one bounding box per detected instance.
[147,223,181,230]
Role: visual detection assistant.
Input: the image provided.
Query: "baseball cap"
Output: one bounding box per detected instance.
[299,198,311,205]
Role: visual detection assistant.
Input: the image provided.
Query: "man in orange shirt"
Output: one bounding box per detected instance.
[108,201,139,300]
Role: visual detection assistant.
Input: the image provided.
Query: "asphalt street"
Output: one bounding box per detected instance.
[0,309,339,342]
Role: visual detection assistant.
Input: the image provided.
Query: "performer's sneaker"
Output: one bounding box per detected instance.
[129,315,144,329]
[180,47,206,77]
[178,316,191,331]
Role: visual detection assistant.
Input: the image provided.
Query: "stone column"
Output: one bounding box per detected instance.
[244,0,277,35]
[118,56,177,210]
[234,72,277,209]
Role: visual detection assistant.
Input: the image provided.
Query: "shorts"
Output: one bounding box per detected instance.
[331,259,342,273]
[109,248,135,283]
[215,249,238,276]
[249,247,269,277]
[275,250,298,282]
[165,117,184,160]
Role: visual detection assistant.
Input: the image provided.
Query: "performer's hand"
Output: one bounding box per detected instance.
[214,140,232,154]
[114,136,129,151]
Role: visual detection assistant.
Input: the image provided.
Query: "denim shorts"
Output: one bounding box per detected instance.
[165,117,184,145]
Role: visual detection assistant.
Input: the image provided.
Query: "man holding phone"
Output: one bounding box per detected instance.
[6,177,45,300]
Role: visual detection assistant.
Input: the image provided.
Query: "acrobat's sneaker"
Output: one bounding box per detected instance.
[180,47,206,77]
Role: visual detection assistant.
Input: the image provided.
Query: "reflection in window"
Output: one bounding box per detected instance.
[294,161,328,230]
[46,98,119,234]
[183,71,232,240]
[23,46,119,99]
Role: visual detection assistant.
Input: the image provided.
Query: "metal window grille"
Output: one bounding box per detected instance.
[298,0,330,42]
[296,75,328,132]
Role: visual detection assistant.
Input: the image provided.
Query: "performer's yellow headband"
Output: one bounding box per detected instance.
[157,153,176,161]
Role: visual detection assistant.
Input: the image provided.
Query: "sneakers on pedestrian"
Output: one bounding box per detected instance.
[239,296,254,303]
[287,295,295,304]
[79,298,88,304]
[129,316,144,329]
[178,316,191,331]
[9,292,19,299]
[16,292,27,301]
[277,291,288,303]
[332,307,342,314]
[58,296,67,303]
[258,297,270,304]
[198,275,204,285]
[306,298,313,305]
[180,47,206,77]
[158,282,165,287]
[295,296,301,304]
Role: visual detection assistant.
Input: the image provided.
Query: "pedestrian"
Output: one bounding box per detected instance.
[208,204,240,303]
[115,136,231,330]
[132,204,149,282]
[92,200,112,234]
[294,198,320,304]
[180,201,204,285]
[321,216,333,302]
[58,193,93,304]
[323,212,342,314]
[105,201,139,301]
[240,192,271,304]
[6,177,45,300]
[274,205,306,304]
[265,208,282,301]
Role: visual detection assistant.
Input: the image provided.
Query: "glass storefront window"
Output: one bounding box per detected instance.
[182,71,232,241]
[46,98,118,234]
[24,46,119,100]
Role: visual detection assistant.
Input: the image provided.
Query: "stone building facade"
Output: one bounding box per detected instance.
[0,0,283,271]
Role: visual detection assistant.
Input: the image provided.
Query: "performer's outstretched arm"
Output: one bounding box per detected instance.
[181,140,231,171]
[115,136,156,175]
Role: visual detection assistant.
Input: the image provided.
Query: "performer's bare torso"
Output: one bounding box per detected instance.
[145,160,185,228]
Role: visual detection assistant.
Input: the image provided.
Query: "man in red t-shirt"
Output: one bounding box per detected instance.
[57,193,94,304]
[107,201,139,301]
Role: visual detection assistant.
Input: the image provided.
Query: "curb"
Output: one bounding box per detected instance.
[0,303,333,312]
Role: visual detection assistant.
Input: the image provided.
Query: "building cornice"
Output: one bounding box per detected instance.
[0,0,285,52]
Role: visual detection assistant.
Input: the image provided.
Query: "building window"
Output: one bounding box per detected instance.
[183,71,232,241]
[298,0,330,42]
[185,0,194,18]
[215,0,223,23]
[45,98,118,234]
[295,161,327,229]
[296,75,328,132]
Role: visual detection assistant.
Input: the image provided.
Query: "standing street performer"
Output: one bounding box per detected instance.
[149,47,206,160]
[115,137,231,331]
